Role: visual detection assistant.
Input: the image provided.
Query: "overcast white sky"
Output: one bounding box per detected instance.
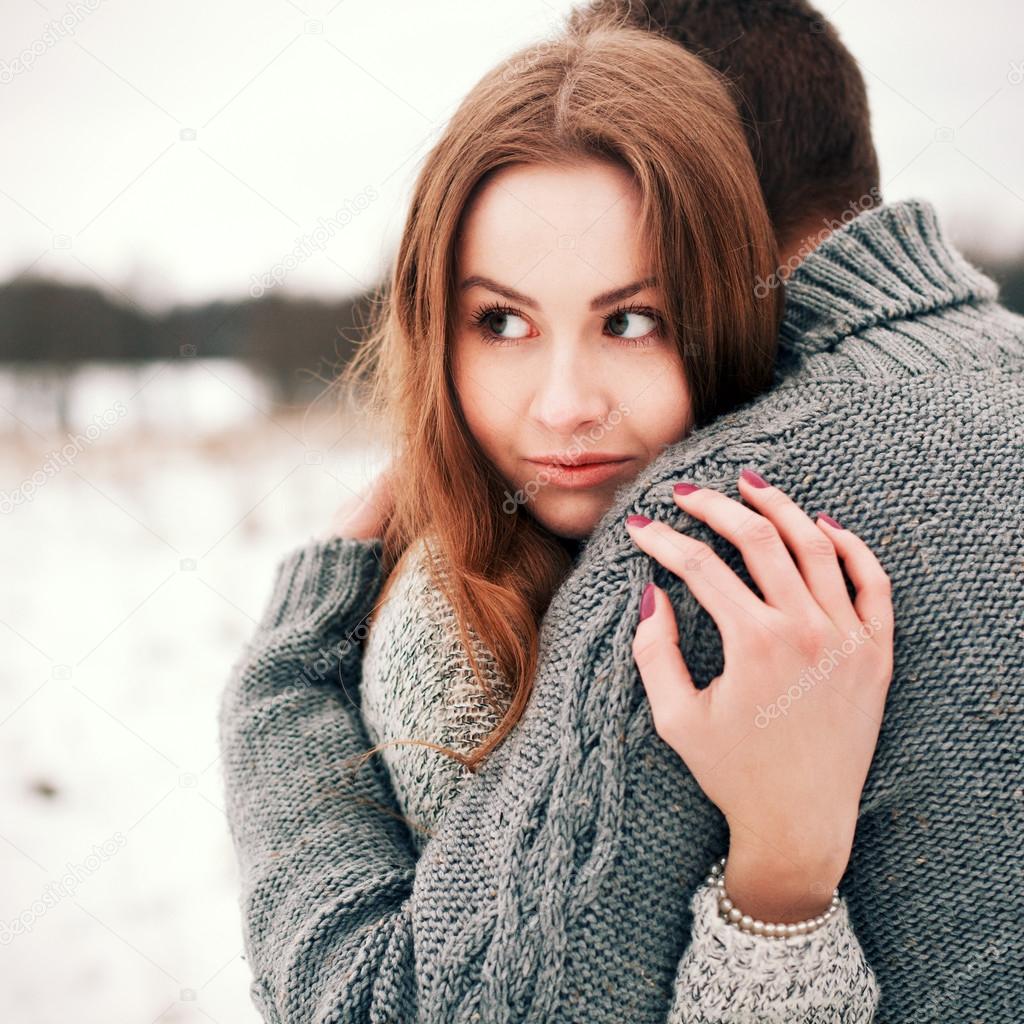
[2,0,1023,314]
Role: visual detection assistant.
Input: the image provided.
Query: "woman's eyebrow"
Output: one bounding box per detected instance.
[458,275,658,311]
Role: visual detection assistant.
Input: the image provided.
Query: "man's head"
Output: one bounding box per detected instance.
[568,0,882,264]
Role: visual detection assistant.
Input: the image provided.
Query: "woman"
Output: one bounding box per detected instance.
[219,9,892,1022]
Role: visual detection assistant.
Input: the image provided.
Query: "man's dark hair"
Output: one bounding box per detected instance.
[568,0,881,251]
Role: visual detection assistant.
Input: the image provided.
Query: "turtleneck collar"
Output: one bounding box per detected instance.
[773,198,1000,379]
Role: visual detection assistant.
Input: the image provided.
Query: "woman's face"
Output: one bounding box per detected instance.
[452,159,693,540]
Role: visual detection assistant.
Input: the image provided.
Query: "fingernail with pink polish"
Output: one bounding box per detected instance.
[639,581,656,621]
[815,511,845,530]
[626,514,652,528]
[740,467,770,488]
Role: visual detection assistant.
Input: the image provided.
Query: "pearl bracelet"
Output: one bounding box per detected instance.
[706,856,841,939]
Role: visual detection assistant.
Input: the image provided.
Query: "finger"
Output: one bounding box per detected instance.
[670,480,818,617]
[735,469,862,635]
[631,582,703,741]
[625,515,773,638]
[814,513,895,650]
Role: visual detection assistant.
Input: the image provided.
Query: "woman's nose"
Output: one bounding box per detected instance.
[528,350,611,437]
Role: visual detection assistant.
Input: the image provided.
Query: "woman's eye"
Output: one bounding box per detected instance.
[480,309,532,339]
[471,303,661,346]
[605,309,659,339]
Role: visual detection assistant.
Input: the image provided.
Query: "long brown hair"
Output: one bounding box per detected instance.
[339,6,783,790]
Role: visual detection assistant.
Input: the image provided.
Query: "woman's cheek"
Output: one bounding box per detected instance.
[622,352,691,442]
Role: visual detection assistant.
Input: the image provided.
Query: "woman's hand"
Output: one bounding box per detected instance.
[625,468,894,923]
[321,465,396,542]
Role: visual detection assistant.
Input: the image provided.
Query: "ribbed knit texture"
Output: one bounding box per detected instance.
[218,198,1024,1023]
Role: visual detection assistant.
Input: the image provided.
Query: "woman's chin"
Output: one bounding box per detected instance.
[528,494,609,542]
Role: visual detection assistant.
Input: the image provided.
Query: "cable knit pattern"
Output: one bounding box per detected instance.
[360,536,879,1019]
[218,199,1024,1023]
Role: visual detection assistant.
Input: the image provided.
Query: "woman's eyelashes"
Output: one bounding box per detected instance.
[468,301,663,348]
[469,303,534,343]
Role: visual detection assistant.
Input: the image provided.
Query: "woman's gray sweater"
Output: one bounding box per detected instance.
[218,199,1024,1022]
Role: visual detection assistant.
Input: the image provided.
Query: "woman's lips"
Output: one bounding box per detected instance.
[525,458,634,489]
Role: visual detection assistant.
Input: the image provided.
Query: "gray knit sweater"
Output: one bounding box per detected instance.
[358,535,878,1018]
[218,199,1024,1022]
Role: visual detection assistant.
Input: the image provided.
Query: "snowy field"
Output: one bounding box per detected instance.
[0,360,387,1023]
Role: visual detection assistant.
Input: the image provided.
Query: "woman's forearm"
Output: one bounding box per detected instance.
[723,837,848,922]
[218,535,423,1023]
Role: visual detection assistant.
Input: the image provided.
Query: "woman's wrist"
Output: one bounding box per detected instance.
[721,839,848,924]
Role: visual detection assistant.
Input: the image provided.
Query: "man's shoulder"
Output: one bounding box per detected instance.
[602,359,1023,527]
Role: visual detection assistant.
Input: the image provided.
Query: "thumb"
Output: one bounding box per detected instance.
[632,582,703,745]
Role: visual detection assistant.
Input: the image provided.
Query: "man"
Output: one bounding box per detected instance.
[219,2,1023,1021]
[558,2,1023,1017]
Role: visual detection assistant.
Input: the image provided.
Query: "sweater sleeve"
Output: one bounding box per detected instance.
[219,536,881,1023]
[217,535,424,1022]
[666,882,880,1022]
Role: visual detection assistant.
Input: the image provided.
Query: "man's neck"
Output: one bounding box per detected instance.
[778,220,835,274]
[778,197,885,275]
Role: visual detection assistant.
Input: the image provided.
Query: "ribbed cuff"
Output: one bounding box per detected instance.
[256,535,386,638]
